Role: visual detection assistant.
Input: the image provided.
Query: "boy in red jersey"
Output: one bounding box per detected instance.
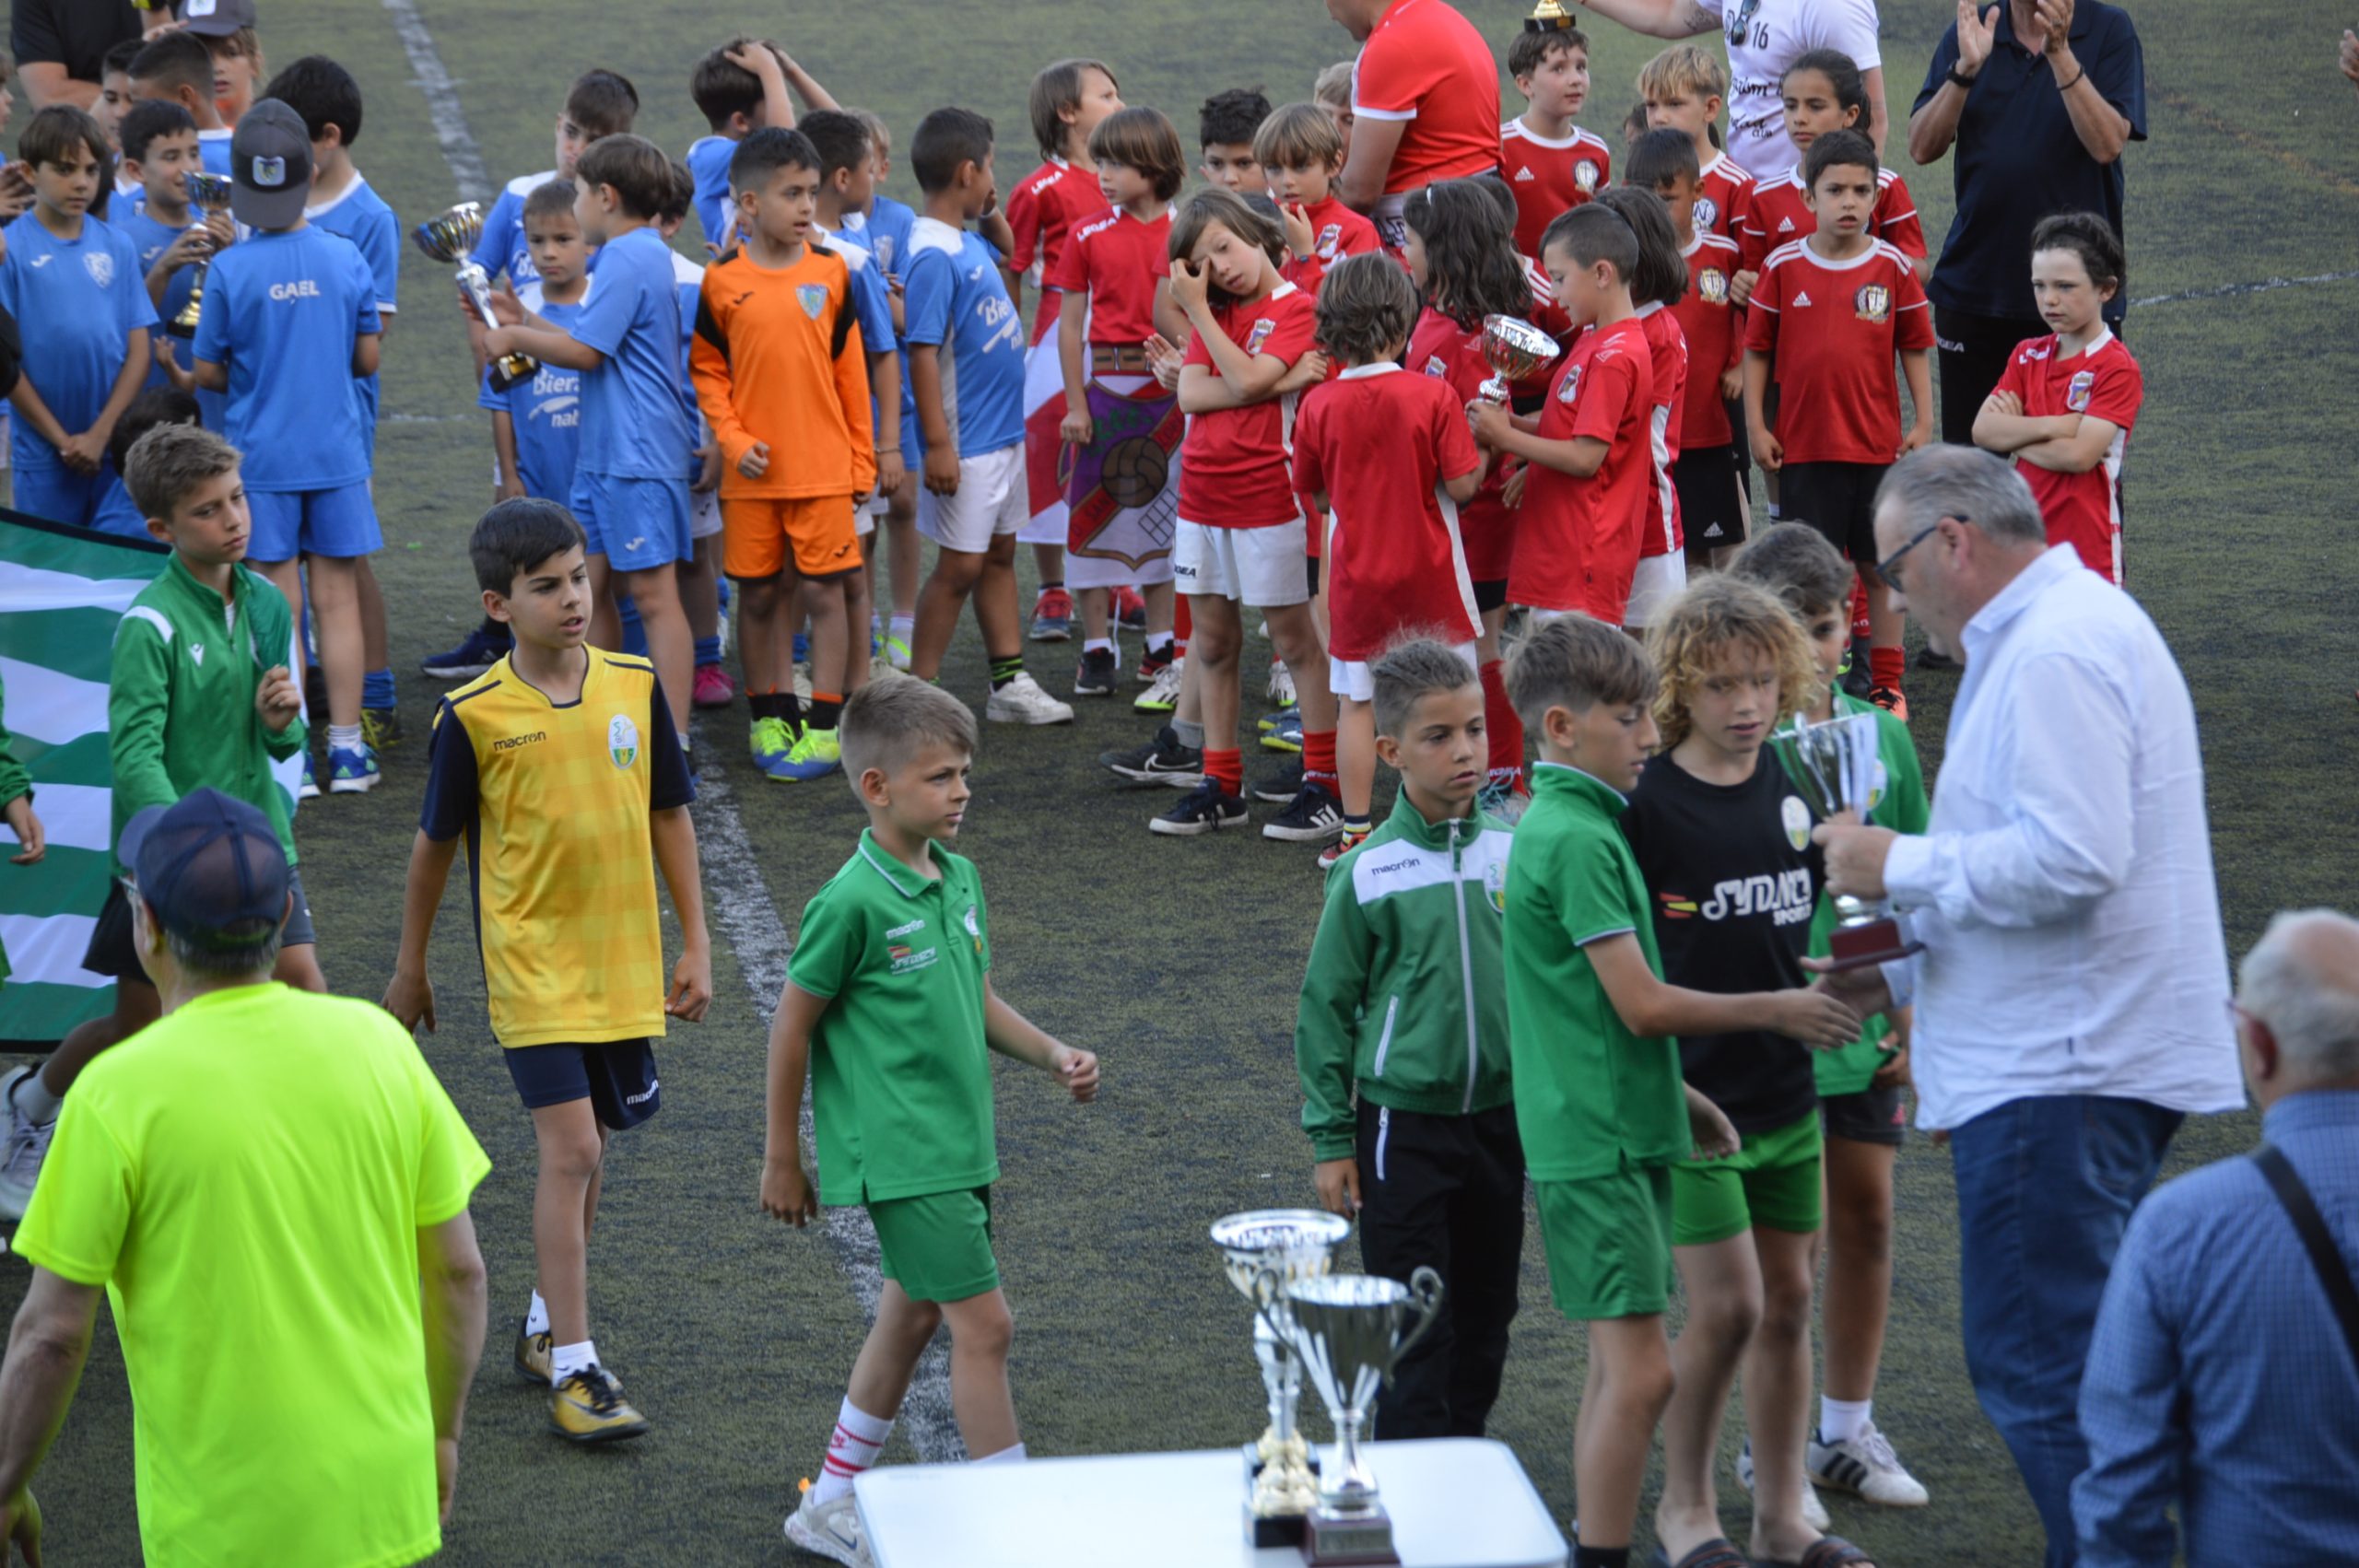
[1638,45,1754,258]
[1633,130,1747,569]
[1971,213,2142,585]
[1741,52,1924,280]
[1294,254,1486,866]
[1500,25,1614,263]
[1592,186,1691,636]
[1256,103,1381,296]
[1008,58,1123,642]
[1470,205,1654,628]
[1743,131,1931,718]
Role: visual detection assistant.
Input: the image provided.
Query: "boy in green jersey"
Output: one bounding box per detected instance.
[762,677,1100,1564]
[1730,522,1932,1511]
[1296,639,1520,1440]
[1500,613,1856,1568]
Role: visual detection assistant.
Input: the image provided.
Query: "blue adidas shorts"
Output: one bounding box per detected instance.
[571,472,694,573]
[246,483,381,562]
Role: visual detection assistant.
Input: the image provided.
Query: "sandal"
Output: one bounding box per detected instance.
[1755,1536,1879,1568]
[1649,1540,1753,1568]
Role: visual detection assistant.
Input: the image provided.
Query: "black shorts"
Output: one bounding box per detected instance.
[1776,460,1887,564]
[1473,577,1509,613]
[80,867,318,981]
[1822,1082,1907,1147]
[1725,396,1754,477]
[504,1038,662,1129]
[1306,553,1321,597]
[1672,444,1748,561]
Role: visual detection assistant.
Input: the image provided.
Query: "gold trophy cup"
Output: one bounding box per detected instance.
[1526,0,1582,32]
[166,172,235,340]
[412,202,538,393]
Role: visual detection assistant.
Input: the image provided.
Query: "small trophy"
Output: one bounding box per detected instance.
[1476,313,1561,405]
[1288,1269,1446,1567]
[166,171,235,339]
[1210,1209,1352,1548]
[1525,0,1582,33]
[1771,711,1927,970]
[412,201,537,392]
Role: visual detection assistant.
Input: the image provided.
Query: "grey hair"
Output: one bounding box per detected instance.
[163,919,281,980]
[1873,443,2047,546]
[1369,637,1481,737]
[2237,909,2359,1077]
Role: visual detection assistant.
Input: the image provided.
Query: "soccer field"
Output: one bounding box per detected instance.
[5,0,2356,1561]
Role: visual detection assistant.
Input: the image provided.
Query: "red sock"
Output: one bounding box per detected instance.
[1851,575,1872,642]
[1203,747,1243,797]
[1870,646,1905,690]
[1174,596,1191,656]
[1480,659,1524,788]
[1303,729,1338,792]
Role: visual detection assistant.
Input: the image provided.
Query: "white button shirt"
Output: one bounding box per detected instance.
[1883,545,2245,1130]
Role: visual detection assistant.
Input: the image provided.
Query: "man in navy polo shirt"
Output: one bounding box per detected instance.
[1907,0,2144,443]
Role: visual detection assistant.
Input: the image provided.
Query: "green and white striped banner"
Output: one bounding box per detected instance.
[0,509,302,1043]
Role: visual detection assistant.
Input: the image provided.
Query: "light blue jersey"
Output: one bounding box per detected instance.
[192,226,381,492]
[686,135,736,255]
[0,213,157,474]
[901,216,1025,458]
[569,226,694,479]
[306,174,401,447]
[197,127,233,180]
[861,195,920,430]
[468,169,554,287]
[478,284,586,501]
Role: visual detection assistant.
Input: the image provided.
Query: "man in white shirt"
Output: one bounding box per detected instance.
[1813,444,2243,1568]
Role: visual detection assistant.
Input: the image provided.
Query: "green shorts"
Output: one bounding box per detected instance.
[868,1186,999,1303]
[1532,1162,1675,1321]
[1671,1109,1824,1246]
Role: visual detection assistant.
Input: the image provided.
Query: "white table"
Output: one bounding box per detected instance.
[856,1436,1568,1568]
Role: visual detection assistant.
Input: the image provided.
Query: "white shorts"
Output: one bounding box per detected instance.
[1621,552,1688,630]
[1331,640,1479,704]
[916,443,1027,554]
[690,483,723,541]
[1172,517,1309,607]
[854,498,876,538]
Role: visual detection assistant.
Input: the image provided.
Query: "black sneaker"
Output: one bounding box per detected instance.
[1915,645,1960,673]
[421,623,511,679]
[1252,757,1304,803]
[1102,725,1203,787]
[1840,638,1873,700]
[1262,782,1346,843]
[1074,646,1119,696]
[1150,778,1248,836]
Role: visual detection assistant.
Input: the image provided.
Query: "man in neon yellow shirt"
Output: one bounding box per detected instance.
[0,788,491,1568]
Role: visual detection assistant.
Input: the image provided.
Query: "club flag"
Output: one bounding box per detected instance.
[0,510,303,1042]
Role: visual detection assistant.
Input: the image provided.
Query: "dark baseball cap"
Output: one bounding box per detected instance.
[229,98,311,229]
[177,0,260,38]
[117,788,290,954]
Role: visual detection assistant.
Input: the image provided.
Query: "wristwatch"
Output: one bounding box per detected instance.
[1946,64,1978,89]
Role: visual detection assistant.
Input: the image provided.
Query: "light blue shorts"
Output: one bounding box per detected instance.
[246,483,381,562]
[11,462,107,532]
[571,471,694,573]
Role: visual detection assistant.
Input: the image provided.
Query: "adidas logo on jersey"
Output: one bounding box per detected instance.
[1513,166,1536,181]
[1793,290,1813,307]
[1778,216,1796,232]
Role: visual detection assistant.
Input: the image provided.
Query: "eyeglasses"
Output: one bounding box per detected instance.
[1873,519,1953,592]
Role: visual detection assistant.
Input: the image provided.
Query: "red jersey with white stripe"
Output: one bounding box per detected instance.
[1696,151,1756,249]
[1745,239,1933,466]
[1046,208,1171,345]
[1292,366,1484,658]
[1990,330,2143,585]
[1351,0,1505,193]
[1410,307,1517,580]
[1006,158,1112,344]
[1279,195,1385,296]
[1633,302,1688,556]
[1670,230,1744,449]
[1511,314,1653,622]
[1500,120,1614,261]
[1739,167,1924,275]
[1179,282,1320,528]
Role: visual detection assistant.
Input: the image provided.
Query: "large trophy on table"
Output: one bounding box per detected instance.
[166,171,234,339]
[1476,314,1560,406]
[1210,1209,1352,1547]
[412,201,538,392]
[1771,711,1925,969]
[1288,1269,1446,1566]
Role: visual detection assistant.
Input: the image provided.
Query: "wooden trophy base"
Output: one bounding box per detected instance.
[1245,1502,1309,1550]
[1302,1506,1402,1566]
[1824,917,1925,973]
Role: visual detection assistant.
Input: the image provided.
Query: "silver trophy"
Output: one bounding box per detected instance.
[412,202,538,392]
[1287,1269,1446,1567]
[1210,1209,1353,1546]
[166,171,234,339]
[1475,312,1561,404]
[1771,711,1925,970]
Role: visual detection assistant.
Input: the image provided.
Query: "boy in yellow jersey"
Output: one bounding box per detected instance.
[385,498,712,1444]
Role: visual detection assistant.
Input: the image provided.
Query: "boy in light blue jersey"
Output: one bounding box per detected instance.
[849,107,924,660]
[192,99,384,795]
[482,181,590,508]
[127,31,235,180]
[685,37,837,255]
[268,54,406,749]
[484,134,698,743]
[468,70,639,290]
[0,106,156,531]
[901,108,1069,723]
[111,102,217,395]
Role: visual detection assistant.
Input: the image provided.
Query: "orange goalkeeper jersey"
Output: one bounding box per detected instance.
[691,244,877,500]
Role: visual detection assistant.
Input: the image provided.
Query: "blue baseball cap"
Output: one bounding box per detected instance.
[117,788,289,952]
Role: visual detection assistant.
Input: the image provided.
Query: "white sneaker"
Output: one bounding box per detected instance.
[1266,661,1297,708]
[0,1067,56,1222]
[785,1486,873,1566]
[1134,656,1185,714]
[1809,1421,1931,1507]
[1737,1438,1831,1530]
[984,672,1074,726]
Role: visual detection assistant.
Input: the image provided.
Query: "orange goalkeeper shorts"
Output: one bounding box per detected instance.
[722,494,862,579]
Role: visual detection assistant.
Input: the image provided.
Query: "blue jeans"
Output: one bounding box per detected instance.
[1950,1094,2183,1568]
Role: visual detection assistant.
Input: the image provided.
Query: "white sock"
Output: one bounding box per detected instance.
[551,1339,597,1385]
[11,1071,61,1126]
[327,722,363,753]
[970,1442,1026,1466]
[1085,638,1113,655]
[890,614,914,639]
[524,1292,549,1336]
[811,1397,894,1505]
[678,731,692,753]
[1145,633,1174,658]
[1820,1395,1872,1445]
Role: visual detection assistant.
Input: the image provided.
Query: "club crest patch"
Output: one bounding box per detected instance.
[2066,369,2095,412]
[1782,795,1812,851]
[1574,159,1602,194]
[797,283,827,321]
[1698,267,1729,305]
[1555,363,1582,404]
[1244,317,1278,355]
[83,252,115,287]
[1854,284,1891,323]
[608,714,639,770]
[1316,223,1342,259]
[1695,195,1720,231]
[1483,859,1508,916]
[964,903,982,953]
[1424,355,1449,378]
[251,155,287,189]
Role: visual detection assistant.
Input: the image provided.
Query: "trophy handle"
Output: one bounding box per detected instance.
[1384,1265,1448,1378]
[1249,1265,1291,1345]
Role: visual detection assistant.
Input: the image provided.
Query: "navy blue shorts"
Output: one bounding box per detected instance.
[503,1038,662,1129]
[81,868,318,981]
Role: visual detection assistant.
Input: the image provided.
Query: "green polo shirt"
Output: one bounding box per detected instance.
[1503,763,1689,1181]
[1810,694,1931,1096]
[788,829,999,1205]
